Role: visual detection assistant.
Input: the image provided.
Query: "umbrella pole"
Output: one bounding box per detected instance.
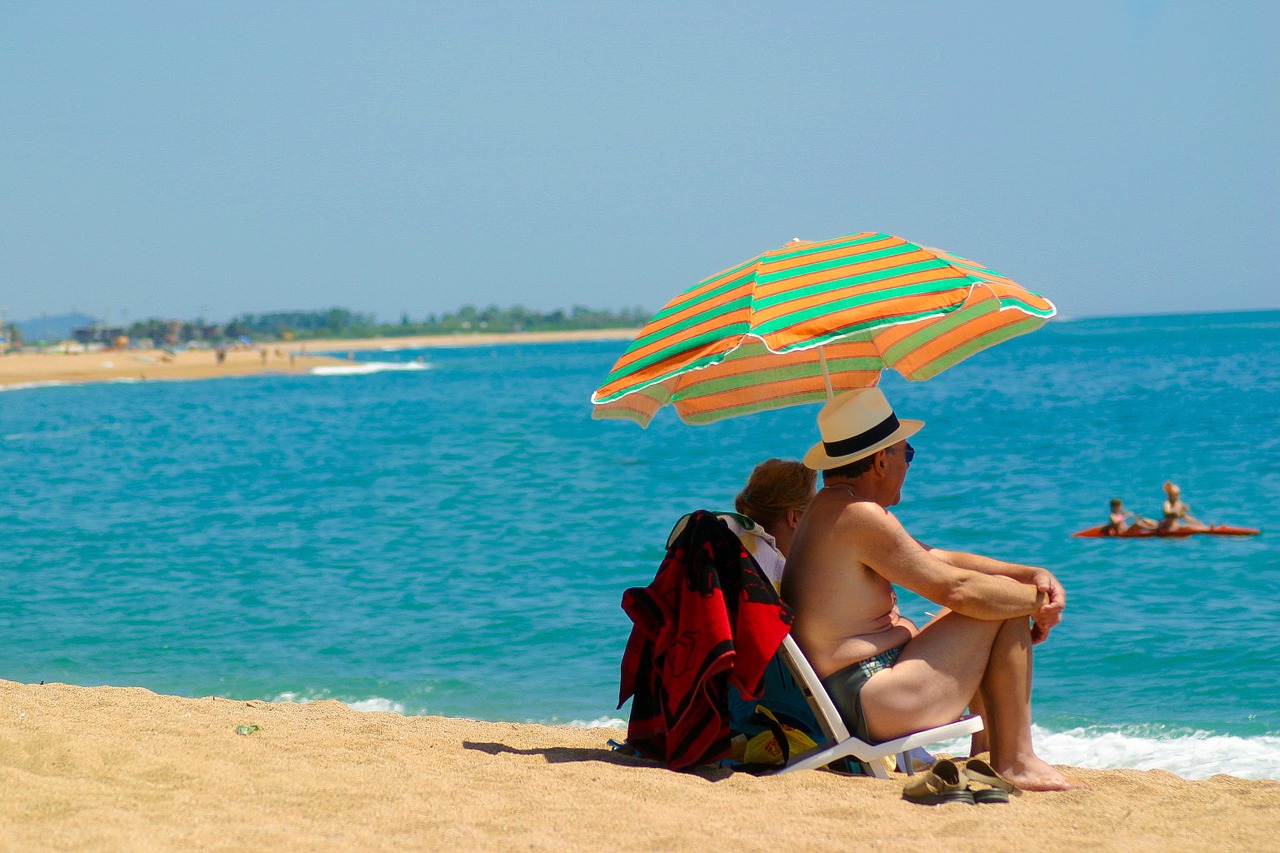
[819,347,834,400]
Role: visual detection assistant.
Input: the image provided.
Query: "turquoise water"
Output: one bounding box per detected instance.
[3,310,1278,779]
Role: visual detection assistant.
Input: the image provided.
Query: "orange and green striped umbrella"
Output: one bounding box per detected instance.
[591,232,1055,426]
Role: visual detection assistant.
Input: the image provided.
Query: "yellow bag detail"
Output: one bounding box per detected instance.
[743,705,818,766]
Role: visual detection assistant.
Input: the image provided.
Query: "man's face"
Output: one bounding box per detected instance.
[882,439,913,505]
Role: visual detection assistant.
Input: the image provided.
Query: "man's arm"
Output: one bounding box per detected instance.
[844,504,1044,622]
[920,543,1037,581]
[916,541,1066,640]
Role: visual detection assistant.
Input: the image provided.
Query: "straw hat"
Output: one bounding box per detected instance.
[803,387,924,471]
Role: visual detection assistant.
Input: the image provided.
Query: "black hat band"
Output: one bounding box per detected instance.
[822,413,900,458]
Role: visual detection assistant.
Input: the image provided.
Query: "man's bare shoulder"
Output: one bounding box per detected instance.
[797,491,910,554]
[822,493,904,531]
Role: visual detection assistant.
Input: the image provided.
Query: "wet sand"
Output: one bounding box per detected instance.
[1,679,1275,852]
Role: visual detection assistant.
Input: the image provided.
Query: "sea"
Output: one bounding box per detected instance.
[2,310,1278,781]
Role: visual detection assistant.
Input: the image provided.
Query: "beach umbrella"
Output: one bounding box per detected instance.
[591,232,1055,426]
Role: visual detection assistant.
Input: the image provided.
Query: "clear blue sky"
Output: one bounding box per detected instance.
[2,1,1276,325]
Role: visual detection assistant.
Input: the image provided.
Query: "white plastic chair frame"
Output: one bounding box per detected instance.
[774,635,983,778]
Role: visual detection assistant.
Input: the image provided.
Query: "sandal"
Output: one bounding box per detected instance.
[903,759,975,806]
[963,758,1020,802]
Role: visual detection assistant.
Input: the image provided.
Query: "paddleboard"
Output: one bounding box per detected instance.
[1072,524,1260,539]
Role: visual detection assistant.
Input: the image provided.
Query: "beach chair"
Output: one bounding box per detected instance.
[773,634,984,778]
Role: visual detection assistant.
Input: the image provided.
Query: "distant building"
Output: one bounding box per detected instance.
[72,323,127,345]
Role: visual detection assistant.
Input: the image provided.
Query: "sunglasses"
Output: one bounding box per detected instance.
[890,443,916,464]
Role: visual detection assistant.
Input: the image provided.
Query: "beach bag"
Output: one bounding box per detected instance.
[743,705,819,766]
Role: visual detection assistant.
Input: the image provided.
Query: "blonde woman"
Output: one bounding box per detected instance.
[733,458,816,561]
[1159,482,1207,532]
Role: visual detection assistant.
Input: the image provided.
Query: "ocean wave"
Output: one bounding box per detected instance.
[0,377,144,393]
[929,724,1280,781]
[270,691,407,715]
[0,380,76,392]
[309,362,431,376]
[564,716,628,729]
[1033,725,1280,781]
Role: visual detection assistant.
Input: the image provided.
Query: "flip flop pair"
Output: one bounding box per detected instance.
[901,759,1020,806]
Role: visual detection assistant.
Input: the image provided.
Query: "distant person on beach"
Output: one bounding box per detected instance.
[782,388,1072,791]
[1108,498,1157,535]
[1158,482,1207,532]
[215,346,226,365]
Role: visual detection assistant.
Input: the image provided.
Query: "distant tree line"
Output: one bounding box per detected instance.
[96,305,648,346]
[228,304,650,340]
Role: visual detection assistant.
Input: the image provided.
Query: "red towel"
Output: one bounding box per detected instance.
[619,511,793,769]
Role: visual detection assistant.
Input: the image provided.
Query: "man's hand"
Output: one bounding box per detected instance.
[1030,568,1066,644]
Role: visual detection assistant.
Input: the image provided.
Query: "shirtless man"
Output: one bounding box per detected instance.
[781,388,1073,791]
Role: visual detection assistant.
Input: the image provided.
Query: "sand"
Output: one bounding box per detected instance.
[1,680,1275,852]
[0,329,638,391]
[0,346,346,390]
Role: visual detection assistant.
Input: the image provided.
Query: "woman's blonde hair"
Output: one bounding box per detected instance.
[734,458,816,532]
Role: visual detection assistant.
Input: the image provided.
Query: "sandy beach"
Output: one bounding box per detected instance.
[0,347,347,390]
[1,680,1274,852]
[0,329,638,390]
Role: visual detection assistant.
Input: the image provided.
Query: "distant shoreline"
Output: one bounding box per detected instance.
[0,328,640,390]
[294,327,640,353]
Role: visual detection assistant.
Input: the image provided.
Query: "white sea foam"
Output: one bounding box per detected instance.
[270,691,407,715]
[309,362,431,376]
[565,716,628,729]
[931,725,1280,781]
[0,380,76,392]
[0,377,144,393]
[1033,725,1280,780]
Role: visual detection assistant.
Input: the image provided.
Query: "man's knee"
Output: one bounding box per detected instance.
[994,615,1034,650]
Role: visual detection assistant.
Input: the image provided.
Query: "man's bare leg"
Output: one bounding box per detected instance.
[968,692,990,756]
[978,617,1073,791]
[858,612,1073,791]
[911,610,990,756]
[859,612,1002,736]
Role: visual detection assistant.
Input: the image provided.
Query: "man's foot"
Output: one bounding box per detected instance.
[997,756,1078,791]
